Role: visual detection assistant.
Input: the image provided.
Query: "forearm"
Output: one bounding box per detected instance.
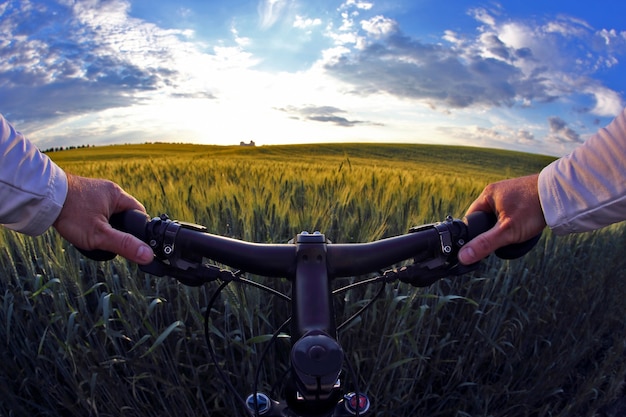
[0,114,68,236]
[538,109,626,235]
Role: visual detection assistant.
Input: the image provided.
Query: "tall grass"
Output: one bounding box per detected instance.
[0,143,624,416]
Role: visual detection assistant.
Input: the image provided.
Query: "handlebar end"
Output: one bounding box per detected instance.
[463,211,541,260]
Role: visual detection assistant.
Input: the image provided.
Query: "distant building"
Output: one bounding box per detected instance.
[240,140,256,146]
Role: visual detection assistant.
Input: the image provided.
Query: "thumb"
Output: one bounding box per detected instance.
[458,226,503,265]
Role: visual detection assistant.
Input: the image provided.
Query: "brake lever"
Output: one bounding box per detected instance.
[384,261,481,287]
[389,216,479,287]
[140,214,240,286]
[139,258,237,286]
[409,215,468,265]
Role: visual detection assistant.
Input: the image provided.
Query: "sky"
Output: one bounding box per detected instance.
[1,0,625,156]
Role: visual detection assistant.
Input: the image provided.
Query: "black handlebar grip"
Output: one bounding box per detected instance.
[465,211,497,240]
[464,211,541,260]
[109,209,150,241]
[75,210,150,261]
[494,234,541,259]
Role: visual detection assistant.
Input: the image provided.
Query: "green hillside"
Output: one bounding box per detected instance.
[48,142,555,178]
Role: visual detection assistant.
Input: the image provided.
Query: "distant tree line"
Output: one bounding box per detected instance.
[41,144,94,153]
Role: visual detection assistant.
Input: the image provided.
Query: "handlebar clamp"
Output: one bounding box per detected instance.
[434,220,454,255]
[408,216,463,269]
[139,214,232,286]
[396,216,479,287]
[147,214,207,260]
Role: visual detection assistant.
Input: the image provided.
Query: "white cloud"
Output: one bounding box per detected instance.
[294,15,322,30]
[474,14,625,116]
[258,0,289,29]
[360,16,398,38]
[584,85,625,116]
[543,17,592,37]
[593,28,626,59]
[435,123,538,152]
[231,25,252,47]
[470,7,497,28]
[338,11,355,32]
[341,0,374,11]
[442,30,463,47]
[177,7,192,19]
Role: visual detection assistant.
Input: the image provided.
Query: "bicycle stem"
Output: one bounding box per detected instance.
[288,231,344,413]
[293,232,335,337]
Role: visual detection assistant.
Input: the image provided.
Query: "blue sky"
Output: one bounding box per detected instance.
[1,0,625,156]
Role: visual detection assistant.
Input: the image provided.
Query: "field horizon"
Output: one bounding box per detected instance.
[47,140,556,163]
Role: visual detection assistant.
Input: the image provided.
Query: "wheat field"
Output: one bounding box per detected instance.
[0,143,624,417]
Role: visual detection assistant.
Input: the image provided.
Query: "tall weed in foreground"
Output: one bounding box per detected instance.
[0,145,624,416]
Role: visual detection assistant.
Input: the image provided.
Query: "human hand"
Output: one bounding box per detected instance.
[53,174,154,264]
[458,174,546,265]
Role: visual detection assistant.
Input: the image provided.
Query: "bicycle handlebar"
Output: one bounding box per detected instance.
[77,210,540,417]
[79,209,539,274]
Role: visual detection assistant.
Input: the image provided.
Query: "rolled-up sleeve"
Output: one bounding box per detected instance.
[0,114,68,236]
[538,109,626,235]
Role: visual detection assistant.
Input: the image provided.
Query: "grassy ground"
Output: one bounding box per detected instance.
[1,143,624,417]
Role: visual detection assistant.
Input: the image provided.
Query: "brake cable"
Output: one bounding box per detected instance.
[203,280,247,409]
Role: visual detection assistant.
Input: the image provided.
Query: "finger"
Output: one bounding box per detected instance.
[98,226,154,264]
[113,190,147,215]
[465,198,491,216]
[465,189,495,216]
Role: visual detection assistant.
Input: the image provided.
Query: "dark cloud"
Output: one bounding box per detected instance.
[1,81,147,122]
[517,129,536,143]
[546,116,583,144]
[324,33,553,110]
[481,33,511,61]
[170,91,216,100]
[276,105,380,127]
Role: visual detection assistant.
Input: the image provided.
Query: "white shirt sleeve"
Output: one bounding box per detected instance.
[538,108,626,235]
[0,114,68,236]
